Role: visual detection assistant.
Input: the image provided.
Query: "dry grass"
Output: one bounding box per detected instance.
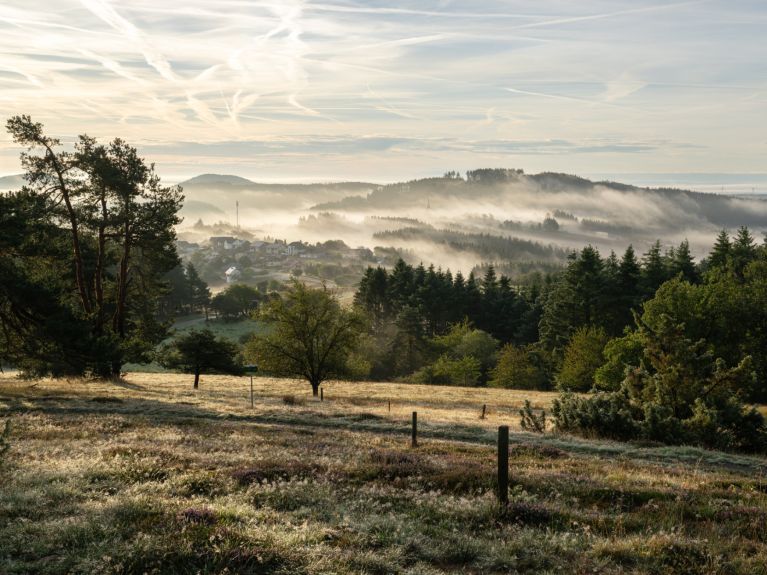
[1,372,767,574]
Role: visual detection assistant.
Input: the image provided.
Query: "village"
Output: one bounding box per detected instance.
[178,234,388,291]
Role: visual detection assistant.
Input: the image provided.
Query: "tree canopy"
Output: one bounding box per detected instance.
[0,115,183,377]
[245,282,365,395]
[159,329,243,388]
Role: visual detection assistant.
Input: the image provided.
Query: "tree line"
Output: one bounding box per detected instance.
[353,228,767,451]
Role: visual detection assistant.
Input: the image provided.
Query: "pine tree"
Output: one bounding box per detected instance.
[186,263,211,317]
[2,115,183,377]
[452,271,467,321]
[355,266,389,327]
[641,240,668,298]
[387,259,414,313]
[708,229,731,271]
[731,226,758,278]
[479,265,500,333]
[670,239,699,283]
[464,272,482,323]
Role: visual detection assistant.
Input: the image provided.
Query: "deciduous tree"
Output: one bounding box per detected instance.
[245,282,365,396]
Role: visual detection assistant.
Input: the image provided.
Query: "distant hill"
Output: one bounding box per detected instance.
[179,174,256,186]
[0,174,24,190]
[310,169,767,230]
[177,174,377,212]
[179,174,376,192]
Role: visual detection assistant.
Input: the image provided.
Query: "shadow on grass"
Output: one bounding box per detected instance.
[3,393,767,475]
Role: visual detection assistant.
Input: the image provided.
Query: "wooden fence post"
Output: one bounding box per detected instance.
[481,404,486,419]
[245,364,258,408]
[411,411,418,447]
[498,425,509,506]
[320,387,324,402]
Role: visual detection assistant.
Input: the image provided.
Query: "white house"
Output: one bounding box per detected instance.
[225,266,241,284]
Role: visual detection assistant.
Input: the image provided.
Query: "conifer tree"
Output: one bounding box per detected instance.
[670,239,699,284]
[641,240,668,297]
[708,229,731,271]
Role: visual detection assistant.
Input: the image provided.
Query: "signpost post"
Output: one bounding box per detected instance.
[245,364,258,408]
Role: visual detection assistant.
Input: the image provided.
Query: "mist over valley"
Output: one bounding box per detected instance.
[175,168,767,285]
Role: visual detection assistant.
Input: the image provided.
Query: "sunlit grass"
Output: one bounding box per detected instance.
[1,372,767,574]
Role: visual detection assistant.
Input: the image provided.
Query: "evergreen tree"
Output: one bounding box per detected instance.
[708,229,731,271]
[387,258,414,313]
[186,263,211,317]
[670,239,699,283]
[641,240,668,298]
[731,226,758,279]
[451,271,467,321]
[478,265,500,333]
[464,272,482,322]
[355,266,390,328]
[618,245,642,315]
[1,115,182,377]
[601,251,622,334]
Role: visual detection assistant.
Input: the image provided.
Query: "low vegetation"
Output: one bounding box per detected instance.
[2,373,767,574]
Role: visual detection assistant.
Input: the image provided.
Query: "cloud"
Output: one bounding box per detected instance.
[79,0,177,81]
[0,0,764,180]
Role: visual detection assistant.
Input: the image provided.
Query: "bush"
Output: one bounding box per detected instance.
[552,392,640,441]
[554,310,767,453]
[552,392,767,453]
[519,400,546,433]
[411,354,481,386]
[682,398,767,453]
[282,394,305,406]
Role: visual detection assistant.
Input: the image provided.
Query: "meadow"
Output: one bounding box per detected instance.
[1,372,767,574]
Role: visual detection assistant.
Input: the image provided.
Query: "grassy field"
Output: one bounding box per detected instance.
[1,373,767,574]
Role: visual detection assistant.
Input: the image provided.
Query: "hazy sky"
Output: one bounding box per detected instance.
[0,0,765,182]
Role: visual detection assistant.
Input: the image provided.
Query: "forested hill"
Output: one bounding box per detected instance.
[311,169,767,229]
[373,227,568,263]
[0,174,25,190]
[179,174,376,194]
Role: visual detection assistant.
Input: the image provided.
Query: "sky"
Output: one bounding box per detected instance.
[0,0,765,183]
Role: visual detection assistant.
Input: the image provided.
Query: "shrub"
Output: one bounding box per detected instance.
[282,394,305,406]
[594,331,644,391]
[411,354,481,386]
[553,392,767,452]
[553,312,767,453]
[519,400,546,433]
[551,392,640,441]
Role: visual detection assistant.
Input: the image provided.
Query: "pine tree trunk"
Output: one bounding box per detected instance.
[311,382,319,397]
